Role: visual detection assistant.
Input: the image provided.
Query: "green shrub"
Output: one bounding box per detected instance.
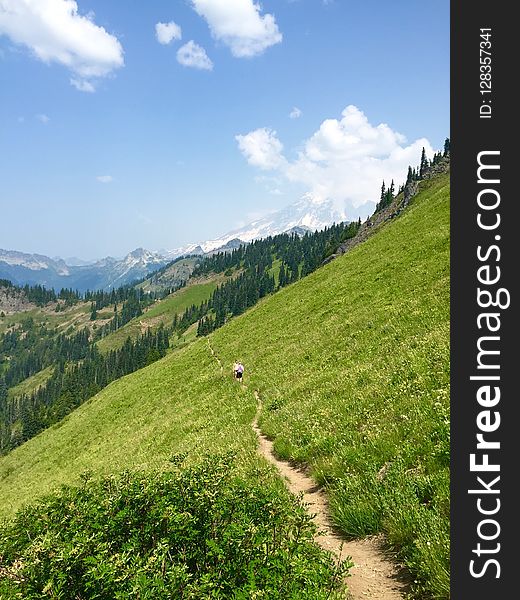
[0,454,348,599]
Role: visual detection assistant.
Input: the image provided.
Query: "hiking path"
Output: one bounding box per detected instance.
[209,341,410,599]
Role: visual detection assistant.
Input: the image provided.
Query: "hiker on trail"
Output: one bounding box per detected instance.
[233,360,244,381]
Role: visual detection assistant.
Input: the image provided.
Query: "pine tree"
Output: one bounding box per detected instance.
[419,147,428,179]
[278,264,286,288]
[0,380,7,405]
[443,137,450,156]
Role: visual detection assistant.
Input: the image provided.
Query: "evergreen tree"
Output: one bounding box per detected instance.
[0,380,7,404]
[278,264,286,288]
[419,147,428,179]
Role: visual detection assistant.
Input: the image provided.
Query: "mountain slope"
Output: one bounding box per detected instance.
[0,172,449,598]
[96,277,222,353]
[138,256,200,293]
[0,248,170,292]
[167,195,347,257]
[1,194,351,291]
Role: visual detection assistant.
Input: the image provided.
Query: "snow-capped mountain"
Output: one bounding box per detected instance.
[0,249,70,276]
[0,248,170,292]
[0,195,350,292]
[165,195,348,259]
[161,243,204,261]
[108,248,167,285]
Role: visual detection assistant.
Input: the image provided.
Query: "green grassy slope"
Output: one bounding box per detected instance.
[0,341,256,516]
[212,173,450,596]
[0,173,449,597]
[0,302,93,336]
[96,279,220,353]
[7,366,54,400]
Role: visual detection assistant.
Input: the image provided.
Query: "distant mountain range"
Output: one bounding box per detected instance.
[0,195,349,291]
[164,194,346,259]
[0,248,169,293]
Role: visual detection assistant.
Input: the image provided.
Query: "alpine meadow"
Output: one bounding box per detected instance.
[0,2,450,598]
[0,169,450,598]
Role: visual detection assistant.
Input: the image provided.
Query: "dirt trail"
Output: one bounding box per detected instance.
[207,339,224,374]
[253,391,409,600]
[207,343,409,599]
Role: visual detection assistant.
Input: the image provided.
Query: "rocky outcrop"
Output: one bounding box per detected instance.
[324,156,450,264]
[0,284,35,315]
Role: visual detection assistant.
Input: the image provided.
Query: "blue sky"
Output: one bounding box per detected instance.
[0,0,449,260]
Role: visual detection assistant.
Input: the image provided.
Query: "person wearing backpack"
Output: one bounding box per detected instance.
[233,360,244,381]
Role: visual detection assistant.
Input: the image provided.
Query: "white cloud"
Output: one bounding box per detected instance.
[191,0,282,57]
[254,174,284,196]
[96,175,113,183]
[237,105,434,211]
[235,128,286,170]
[176,40,213,70]
[0,0,124,91]
[70,77,95,92]
[36,113,50,123]
[155,21,182,45]
[289,106,302,119]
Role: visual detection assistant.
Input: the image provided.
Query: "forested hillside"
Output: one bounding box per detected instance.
[0,282,170,452]
[0,220,359,453]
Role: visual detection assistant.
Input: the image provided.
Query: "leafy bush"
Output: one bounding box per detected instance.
[0,454,347,599]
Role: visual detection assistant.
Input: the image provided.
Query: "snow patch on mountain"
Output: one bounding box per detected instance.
[0,249,70,275]
[110,248,167,284]
[166,195,348,258]
[0,194,353,291]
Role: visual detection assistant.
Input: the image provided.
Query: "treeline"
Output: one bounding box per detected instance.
[84,284,169,312]
[0,279,80,307]
[193,222,360,279]
[91,289,149,335]
[0,292,157,402]
[175,222,361,337]
[87,286,179,340]
[0,318,90,388]
[0,277,177,454]
[375,138,450,213]
[0,327,170,453]
[0,277,166,314]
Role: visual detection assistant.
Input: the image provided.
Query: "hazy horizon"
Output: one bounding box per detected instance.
[1,0,449,258]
